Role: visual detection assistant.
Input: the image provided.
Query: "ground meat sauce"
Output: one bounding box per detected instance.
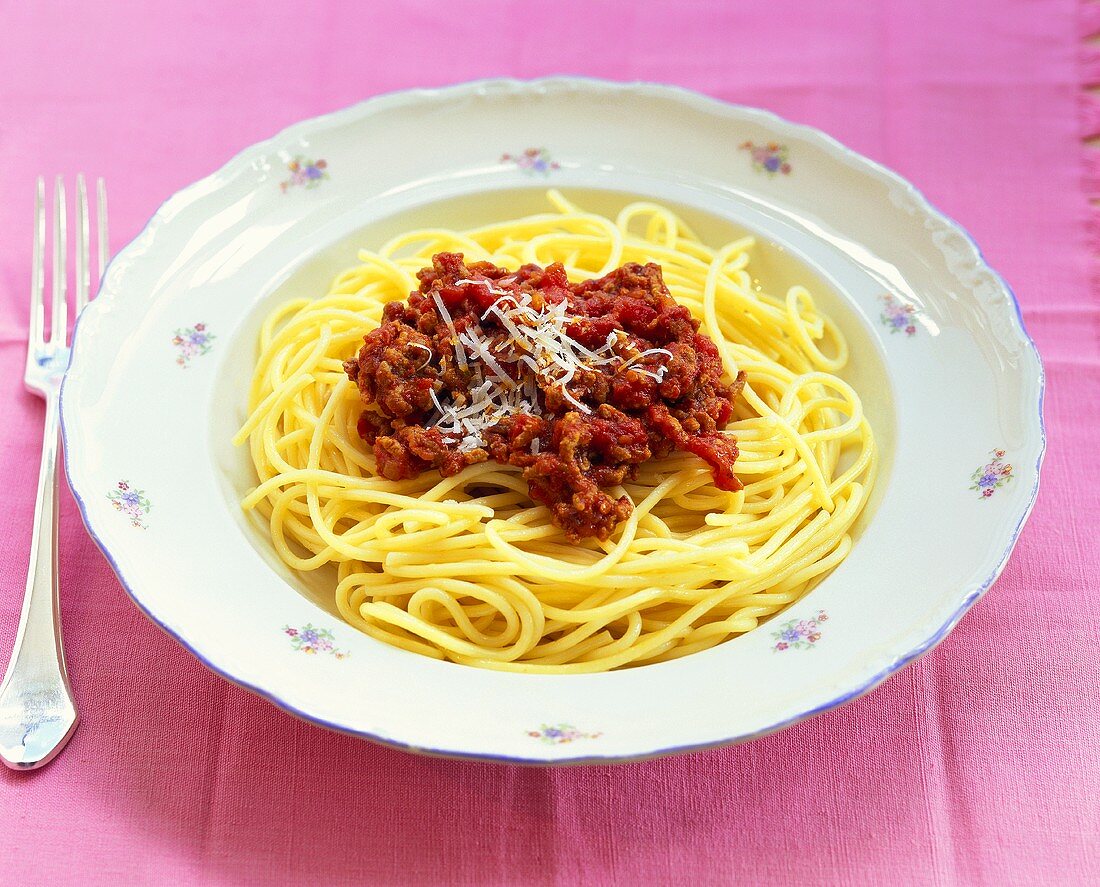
[343,252,746,542]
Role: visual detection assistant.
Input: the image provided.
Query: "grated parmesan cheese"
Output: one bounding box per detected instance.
[426,285,672,452]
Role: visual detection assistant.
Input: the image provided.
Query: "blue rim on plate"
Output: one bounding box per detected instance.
[59,78,1046,763]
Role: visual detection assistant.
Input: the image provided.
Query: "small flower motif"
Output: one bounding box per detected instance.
[740,140,792,176]
[500,147,560,176]
[772,609,828,651]
[283,623,349,659]
[173,323,215,368]
[526,723,602,745]
[280,156,329,192]
[970,450,1014,499]
[879,294,922,337]
[106,480,150,529]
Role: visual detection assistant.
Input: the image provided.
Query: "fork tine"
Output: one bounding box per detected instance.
[96,177,108,286]
[75,175,89,320]
[31,177,45,348]
[51,177,67,345]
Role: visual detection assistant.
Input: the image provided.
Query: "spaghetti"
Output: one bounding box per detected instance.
[235,192,876,673]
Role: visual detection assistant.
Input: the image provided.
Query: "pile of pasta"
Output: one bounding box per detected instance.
[235,192,876,673]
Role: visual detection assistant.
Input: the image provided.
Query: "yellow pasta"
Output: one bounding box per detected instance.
[235,191,876,673]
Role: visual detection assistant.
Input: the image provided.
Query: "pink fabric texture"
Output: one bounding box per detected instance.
[1,2,1097,884]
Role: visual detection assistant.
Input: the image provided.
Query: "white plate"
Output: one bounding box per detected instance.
[61,78,1045,763]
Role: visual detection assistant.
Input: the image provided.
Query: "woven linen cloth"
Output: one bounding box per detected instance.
[1,2,1097,884]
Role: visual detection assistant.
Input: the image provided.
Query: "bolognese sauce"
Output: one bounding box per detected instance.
[344,252,746,541]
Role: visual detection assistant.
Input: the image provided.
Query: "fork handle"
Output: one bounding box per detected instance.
[0,392,78,769]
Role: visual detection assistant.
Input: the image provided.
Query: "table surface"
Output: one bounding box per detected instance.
[2,2,1097,885]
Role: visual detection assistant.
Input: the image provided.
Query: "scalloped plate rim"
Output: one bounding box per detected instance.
[59,77,1046,764]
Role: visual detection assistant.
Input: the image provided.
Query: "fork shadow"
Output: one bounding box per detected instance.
[24,505,1002,886]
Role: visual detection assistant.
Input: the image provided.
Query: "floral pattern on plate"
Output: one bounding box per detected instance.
[107,480,151,529]
[971,450,1014,499]
[740,140,791,175]
[172,323,214,367]
[879,294,920,337]
[280,156,328,192]
[772,609,828,651]
[500,147,560,175]
[284,624,349,659]
[526,724,602,744]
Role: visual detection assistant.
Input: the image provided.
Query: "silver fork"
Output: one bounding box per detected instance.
[0,176,108,770]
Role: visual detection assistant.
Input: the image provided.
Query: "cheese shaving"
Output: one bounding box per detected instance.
[431,292,468,372]
[408,340,433,371]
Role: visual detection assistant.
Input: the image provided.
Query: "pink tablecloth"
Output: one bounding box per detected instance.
[1,2,1097,884]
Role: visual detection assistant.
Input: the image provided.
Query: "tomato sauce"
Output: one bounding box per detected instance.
[344,253,745,541]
